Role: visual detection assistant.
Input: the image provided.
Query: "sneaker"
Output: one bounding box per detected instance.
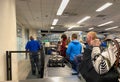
[72,72,78,75]
[78,73,81,78]
[71,69,78,75]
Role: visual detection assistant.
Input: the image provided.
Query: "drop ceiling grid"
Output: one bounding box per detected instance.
[16,1,35,28]
[58,0,108,28]
[16,0,120,32]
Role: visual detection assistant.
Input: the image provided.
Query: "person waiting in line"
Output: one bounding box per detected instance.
[100,35,107,48]
[66,37,71,45]
[79,31,119,82]
[66,33,82,73]
[60,34,67,57]
[57,41,61,55]
[79,38,86,53]
[25,36,41,75]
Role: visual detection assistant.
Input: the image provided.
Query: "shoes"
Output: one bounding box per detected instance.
[78,73,81,78]
[72,69,78,75]
[72,72,78,75]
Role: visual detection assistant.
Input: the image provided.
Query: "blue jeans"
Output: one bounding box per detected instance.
[29,52,40,74]
[70,55,83,72]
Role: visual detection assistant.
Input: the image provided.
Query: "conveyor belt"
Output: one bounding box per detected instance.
[25,55,86,82]
[44,55,73,77]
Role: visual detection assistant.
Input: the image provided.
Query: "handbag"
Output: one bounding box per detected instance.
[92,39,120,75]
[79,39,120,82]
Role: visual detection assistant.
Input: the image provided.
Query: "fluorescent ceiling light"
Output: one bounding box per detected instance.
[77,16,91,24]
[68,26,77,30]
[105,26,119,30]
[51,27,54,29]
[57,0,70,15]
[96,2,113,12]
[98,21,114,27]
[68,27,73,30]
[88,27,94,30]
[52,19,58,25]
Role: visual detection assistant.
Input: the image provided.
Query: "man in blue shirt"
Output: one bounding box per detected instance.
[66,33,82,73]
[25,36,41,75]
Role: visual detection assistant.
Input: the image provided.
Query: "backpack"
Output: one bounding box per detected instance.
[91,39,120,75]
[79,39,120,82]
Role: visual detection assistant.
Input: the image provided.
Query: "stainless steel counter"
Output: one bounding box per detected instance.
[44,55,72,77]
[20,76,82,82]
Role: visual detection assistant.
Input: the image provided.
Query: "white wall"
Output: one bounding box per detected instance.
[16,22,31,80]
[18,59,31,80]
[29,28,37,40]
[0,0,17,81]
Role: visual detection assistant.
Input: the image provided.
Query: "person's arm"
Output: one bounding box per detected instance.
[25,42,29,51]
[37,41,41,50]
[25,42,29,59]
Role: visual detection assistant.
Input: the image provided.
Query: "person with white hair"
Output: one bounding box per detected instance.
[79,39,86,53]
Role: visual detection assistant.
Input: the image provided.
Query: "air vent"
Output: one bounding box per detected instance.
[63,12,78,16]
[41,30,64,33]
[79,24,84,26]
[98,31,107,33]
[96,14,106,17]
[54,25,63,28]
[19,0,27,1]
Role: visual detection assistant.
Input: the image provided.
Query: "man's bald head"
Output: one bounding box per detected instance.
[30,36,34,40]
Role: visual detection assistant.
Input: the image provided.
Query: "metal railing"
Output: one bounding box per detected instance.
[6,47,45,81]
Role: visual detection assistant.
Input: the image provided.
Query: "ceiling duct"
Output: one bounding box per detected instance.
[19,0,27,1]
[41,30,64,34]
[62,12,78,17]
[96,14,106,17]
[98,31,107,34]
[79,24,85,26]
[54,25,64,28]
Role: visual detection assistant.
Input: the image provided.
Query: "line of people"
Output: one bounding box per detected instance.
[25,31,119,82]
[57,32,119,82]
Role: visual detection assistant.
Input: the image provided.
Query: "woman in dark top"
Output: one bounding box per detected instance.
[60,34,67,57]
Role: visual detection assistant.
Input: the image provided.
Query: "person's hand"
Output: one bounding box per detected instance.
[91,39,101,47]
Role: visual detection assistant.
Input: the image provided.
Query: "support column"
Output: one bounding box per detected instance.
[0,0,17,81]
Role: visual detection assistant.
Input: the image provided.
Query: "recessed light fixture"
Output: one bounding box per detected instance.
[77,16,91,24]
[88,27,94,30]
[105,26,119,30]
[68,25,77,30]
[51,27,54,29]
[52,19,58,25]
[98,21,114,27]
[57,0,70,15]
[96,2,113,12]
[68,27,73,30]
